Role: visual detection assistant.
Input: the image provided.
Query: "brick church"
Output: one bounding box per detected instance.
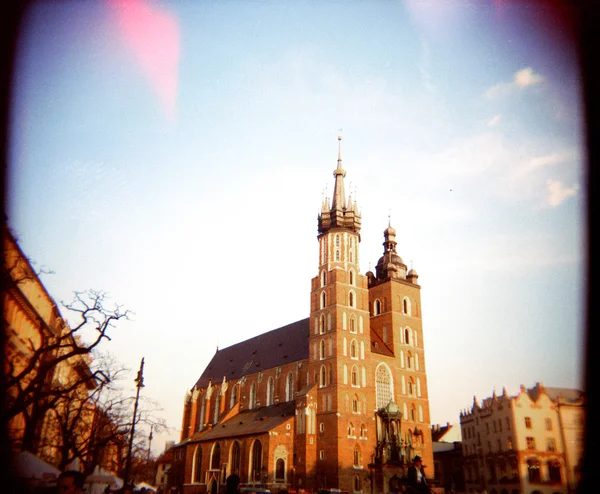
[175,139,434,494]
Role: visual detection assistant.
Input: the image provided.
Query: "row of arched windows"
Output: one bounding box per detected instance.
[319,289,358,309]
[192,439,268,485]
[371,296,414,317]
[315,311,365,334]
[319,233,359,266]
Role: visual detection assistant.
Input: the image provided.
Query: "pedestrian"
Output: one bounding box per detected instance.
[57,470,86,494]
[225,474,241,494]
[407,456,431,494]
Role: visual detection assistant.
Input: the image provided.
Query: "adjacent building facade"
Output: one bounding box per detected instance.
[2,226,122,476]
[177,140,434,494]
[459,382,585,494]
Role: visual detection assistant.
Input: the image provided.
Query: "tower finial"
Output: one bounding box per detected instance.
[337,135,343,167]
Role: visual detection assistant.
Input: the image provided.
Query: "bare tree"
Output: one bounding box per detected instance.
[3,287,131,452]
[34,351,169,475]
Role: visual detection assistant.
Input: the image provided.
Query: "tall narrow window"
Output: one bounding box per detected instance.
[351,366,358,387]
[213,389,221,423]
[275,458,285,481]
[249,382,257,409]
[211,442,221,470]
[230,384,238,409]
[319,314,326,334]
[320,365,327,387]
[320,292,326,310]
[349,291,354,307]
[375,364,393,409]
[266,377,275,406]
[193,445,203,483]
[230,441,241,477]
[349,315,356,333]
[285,372,294,401]
[250,440,263,483]
[320,340,326,359]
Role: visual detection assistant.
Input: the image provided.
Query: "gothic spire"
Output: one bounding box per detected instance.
[317,137,361,236]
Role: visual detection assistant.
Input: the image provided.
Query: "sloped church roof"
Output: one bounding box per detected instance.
[193,318,310,389]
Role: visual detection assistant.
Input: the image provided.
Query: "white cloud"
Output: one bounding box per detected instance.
[514,67,544,87]
[487,114,501,127]
[546,178,579,207]
[484,66,544,99]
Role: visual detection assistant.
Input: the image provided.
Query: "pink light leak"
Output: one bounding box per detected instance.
[107,0,180,120]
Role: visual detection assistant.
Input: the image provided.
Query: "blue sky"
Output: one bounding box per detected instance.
[7,0,586,455]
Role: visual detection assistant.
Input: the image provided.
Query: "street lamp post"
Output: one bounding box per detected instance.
[123,357,145,487]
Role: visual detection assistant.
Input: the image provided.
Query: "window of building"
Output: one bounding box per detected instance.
[404,328,410,345]
[547,437,556,452]
[266,377,275,406]
[285,372,294,401]
[193,445,202,483]
[352,394,360,413]
[525,417,532,429]
[230,384,238,410]
[374,299,381,315]
[403,297,411,315]
[375,364,393,409]
[211,442,221,470]
[526,437,536,450]
[230,441,241,477]
[527,458,541,483]
[350,339,358,359]
[354,475,362,492]
[321,270,326,287]
[249,382,257,409]
[275,458,285,481]
[250,440,263,483]
[348,422,355,436]
[545,418,553,431]
[349,291,355,307]
[351,366,358,387]
[320,340,326,359]
[548,460,562,483]
[349,270,355,285]
[320,292,326,310]
[320,365,327,387]
[353,447,361,467]
[349,315,356,333]
[213,389,221,423]
[319,450,325,460]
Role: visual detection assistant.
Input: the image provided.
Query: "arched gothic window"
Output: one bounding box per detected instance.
[230,384,238,409]
[193,445,202,483]
[266,377,275,406]
[375,364,393,409]
[249,382,257,409]
[230,441,241,477]
[250,440,263,483]
[210,442,221,470]
[285,372,294,401]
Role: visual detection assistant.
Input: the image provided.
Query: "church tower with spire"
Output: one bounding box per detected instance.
[308,136,375,490]
[178,137,434,494]
[308,137,433,492]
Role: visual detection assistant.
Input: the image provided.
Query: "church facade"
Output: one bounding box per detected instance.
[176,140,434,494]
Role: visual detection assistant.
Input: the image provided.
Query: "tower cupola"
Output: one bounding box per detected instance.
[375,221,407,280]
